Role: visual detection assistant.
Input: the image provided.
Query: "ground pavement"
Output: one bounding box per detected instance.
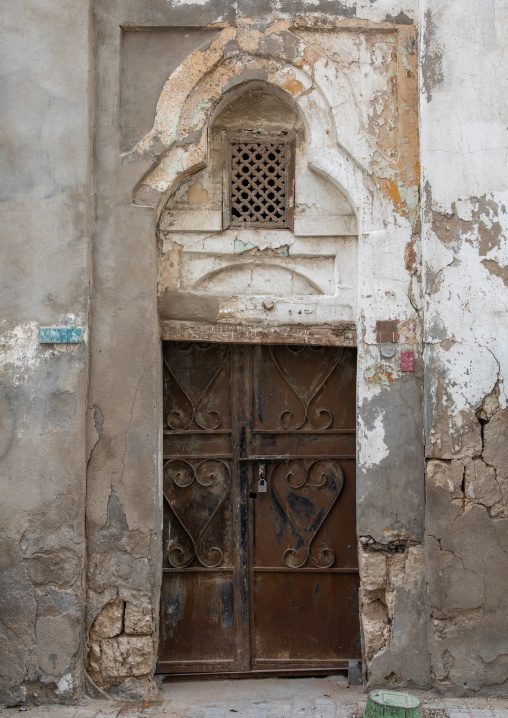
[2,676,508,718]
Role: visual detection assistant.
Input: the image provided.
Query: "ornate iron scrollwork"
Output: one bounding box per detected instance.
[270,458,344,568]
[268,346,345,430]
[163,343,229,430]
[163,459,230,568]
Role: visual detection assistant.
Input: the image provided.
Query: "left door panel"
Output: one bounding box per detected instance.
[158,342,248,673]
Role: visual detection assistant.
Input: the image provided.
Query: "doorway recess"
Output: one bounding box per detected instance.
[158,341,360,675]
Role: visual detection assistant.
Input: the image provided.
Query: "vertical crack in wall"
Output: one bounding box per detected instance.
[426,379,508,691]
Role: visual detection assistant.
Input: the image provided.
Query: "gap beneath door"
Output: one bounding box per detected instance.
[157,675,366,718]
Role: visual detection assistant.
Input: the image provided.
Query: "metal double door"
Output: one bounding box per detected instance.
[158,342,360,675]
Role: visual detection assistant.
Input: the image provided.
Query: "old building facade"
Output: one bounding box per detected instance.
[1,0,508,706]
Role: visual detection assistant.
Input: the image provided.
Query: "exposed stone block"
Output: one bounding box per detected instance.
[101,635,153,677]
[483,408,508,480]
[90,596,124,639]
[427,459,464,497]
[362,599,390,662]
[360,551,387,592]
[476,390,501,422]
[124,600,153,635]
[87,642,101,677]
[384,552,408,618]
[464,457,502,507]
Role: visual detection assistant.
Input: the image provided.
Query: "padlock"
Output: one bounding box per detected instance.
[258,477,267,493]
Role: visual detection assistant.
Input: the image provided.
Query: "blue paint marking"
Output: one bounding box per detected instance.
[234,238,257,253]
[39,327,83,344]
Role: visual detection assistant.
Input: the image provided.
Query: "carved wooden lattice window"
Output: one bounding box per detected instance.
[226,133,295,229]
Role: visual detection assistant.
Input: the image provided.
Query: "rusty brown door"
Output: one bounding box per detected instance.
[158,342,360,675]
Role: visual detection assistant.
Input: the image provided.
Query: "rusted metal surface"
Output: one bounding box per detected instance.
[159,342,244,674]
[159,321,357,347]
[249,345,360,670]
[158,342,360,675]
[375,320,399,344]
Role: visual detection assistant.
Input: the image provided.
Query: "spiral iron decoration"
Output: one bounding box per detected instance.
[270,459,344,568]
[163,343,229,430]
[268,346,344,430]
[163,458,230,568]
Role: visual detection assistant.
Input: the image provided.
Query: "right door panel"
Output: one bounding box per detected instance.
[249,345,360,670]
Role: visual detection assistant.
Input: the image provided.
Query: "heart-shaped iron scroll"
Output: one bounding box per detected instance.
[271,459,344,568]
[163,343,229,430]
[163,459,230,568]
[268,346,344,430]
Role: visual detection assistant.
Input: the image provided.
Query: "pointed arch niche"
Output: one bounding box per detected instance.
[154,80,362,345]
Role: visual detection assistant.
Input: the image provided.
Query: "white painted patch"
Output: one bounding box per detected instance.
[0,319,85,385]
[0,322,43,384]
[421,0,508,213]
[485,207,508,268]
[358,411,389,470]
[170,0,209,5]
[425,230,508,409]
[422,123,508,215]
[56,672,74,694]
[434,344,498,416]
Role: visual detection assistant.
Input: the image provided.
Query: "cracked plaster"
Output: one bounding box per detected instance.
[104,7,423,695]
[3,0,508,706]
[421,0,508,693]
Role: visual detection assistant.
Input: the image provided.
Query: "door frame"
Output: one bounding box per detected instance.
[159,321,357,349]
[157,322,361,675]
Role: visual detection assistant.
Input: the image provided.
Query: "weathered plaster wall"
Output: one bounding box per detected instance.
[421,0,508,695]
[14,0,508,704]
[0,0,92,706]
[88,0,426,694]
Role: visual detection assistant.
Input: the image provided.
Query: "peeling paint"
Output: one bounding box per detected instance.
[358,411,389,470]
[0,322,42,382]
[18,0,508,703]
[234,239,290,256]
[421,1,508,694]
[187,181,211,203]
[0,321,82,386]
[365,363,399,386]
[56,673,74,695]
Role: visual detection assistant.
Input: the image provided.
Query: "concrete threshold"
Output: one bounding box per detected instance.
[2,677,508,718]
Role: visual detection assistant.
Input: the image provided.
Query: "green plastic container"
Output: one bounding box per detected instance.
[364,690,423,718]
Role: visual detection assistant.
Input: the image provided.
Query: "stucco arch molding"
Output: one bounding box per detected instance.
[131,26,385,232]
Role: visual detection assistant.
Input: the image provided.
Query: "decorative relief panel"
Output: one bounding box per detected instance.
[156,82,359,335]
